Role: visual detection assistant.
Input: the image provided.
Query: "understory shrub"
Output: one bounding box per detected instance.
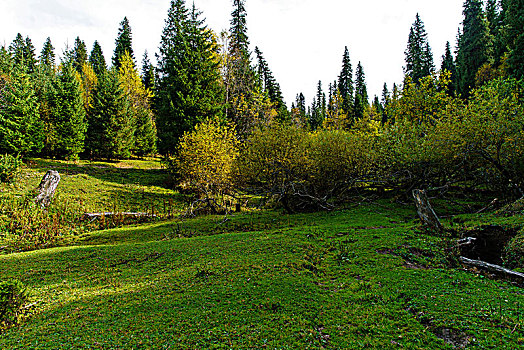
[0,154,22,183]
[503,230,524,269]
[0,279,29,331]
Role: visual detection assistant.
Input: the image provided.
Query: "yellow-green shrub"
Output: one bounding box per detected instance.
[175,118,239,198]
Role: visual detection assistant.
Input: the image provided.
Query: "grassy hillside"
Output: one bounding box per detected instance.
[1,160,524,349]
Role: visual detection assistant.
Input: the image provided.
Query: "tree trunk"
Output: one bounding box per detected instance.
[412,189,443,233]
[34,170,60,208]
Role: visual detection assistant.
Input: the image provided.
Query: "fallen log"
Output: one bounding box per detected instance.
[81,212,156,222]
[459,256,524,280]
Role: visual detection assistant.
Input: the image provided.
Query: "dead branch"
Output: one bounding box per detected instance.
[459,256,524,280]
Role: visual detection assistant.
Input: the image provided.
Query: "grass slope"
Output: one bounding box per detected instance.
[2,203,524,349]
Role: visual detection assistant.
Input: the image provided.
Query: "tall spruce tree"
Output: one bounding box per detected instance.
[254,47,287,121]
[72,37,88,73]
[118,52,157,156]
[39,37,55,69]
[0,64,43,155]
[441,41,457,94]
[89,41,107,76]
[156,0,224,155]
[338,46,353,114]
[381,83,390,124]
[225,0,259,133]
[141,51,156,91]
[24,37,37,74]
[404,14,435,83]
[47,63,87,159]
[9,34,36,73]
[506,0,524,80]
[9,34,25,67]
[310,80,326,130]
[87,68,132,159]
[113,17,135,69]
[456,0,493,96]
[353,62,368,122]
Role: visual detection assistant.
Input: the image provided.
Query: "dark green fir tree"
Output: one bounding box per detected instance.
[113,17,135,69]
[506,0,524,80]
[156,0,224,155]
[456,0,493,96]
[87,69,133,159]
[404,14,434,83]
[141,50,156,91]
[89,41,107,76]
[338,46,353,115]
[39,37,55,69]
[254,46,288,121]
[353,62,368,122]
[0,64,43,155]
[441,41,457,94]
[72,37,88,73]
[47,64,87,160]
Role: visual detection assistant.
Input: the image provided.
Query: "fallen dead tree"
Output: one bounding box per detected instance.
[459,256,524,281]
[81,212,156,222]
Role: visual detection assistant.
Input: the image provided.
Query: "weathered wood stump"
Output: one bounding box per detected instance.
[34,170,60,208]
[412,189,443,232]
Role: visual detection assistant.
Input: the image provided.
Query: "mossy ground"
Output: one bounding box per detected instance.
[1,160,524,349]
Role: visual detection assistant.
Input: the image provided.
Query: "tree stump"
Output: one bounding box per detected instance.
[412,189,443,232]
[34,170,60,208]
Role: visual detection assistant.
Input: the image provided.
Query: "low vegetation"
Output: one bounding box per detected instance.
[1,159,524,348]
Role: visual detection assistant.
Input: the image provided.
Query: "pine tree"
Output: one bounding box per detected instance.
[225,0,260,134]
[353,62,368,122]
[141,51,156,91]
[89,41,107,76]
[118,52,157,156]
[404,14,435,83]
[254,47,287,121]
[156,0,224,155]
[456,0,493,96]
[381,83,390,124]
[338,46,353,114]
[506,0,524,80]
[441,41,457,94]
[24,37,37,74]
[113,17,135,69]
[87,69,132,159]
[8,34,25,67]
[8,34,36,73]
[47,63,87,159]
[72,37,88,73]
[310,80,325,130]
[0,64,43,155]
[39,37,55,69]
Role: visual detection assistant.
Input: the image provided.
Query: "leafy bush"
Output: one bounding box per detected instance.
[173,118,239,213]
[503,231,524,269]
[0,279,29,330]
[236,124,375,211]
[0,154,22,183]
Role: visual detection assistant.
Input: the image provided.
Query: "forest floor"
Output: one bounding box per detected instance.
[1,159,524,349]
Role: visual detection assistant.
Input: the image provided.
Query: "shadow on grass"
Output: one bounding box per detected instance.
[26,158,173,189]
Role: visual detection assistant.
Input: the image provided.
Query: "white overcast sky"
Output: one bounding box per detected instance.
[0,0,464,105]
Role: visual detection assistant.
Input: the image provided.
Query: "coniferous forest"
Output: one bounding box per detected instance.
[2,0,524,348]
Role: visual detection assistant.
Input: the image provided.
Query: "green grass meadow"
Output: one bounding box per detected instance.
[1,160,523,349]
